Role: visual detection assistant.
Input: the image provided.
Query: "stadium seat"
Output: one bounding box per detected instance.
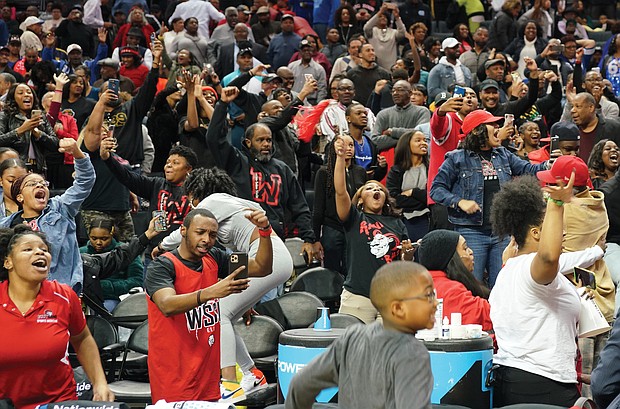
[107,320,151,404]
[111,292,148,329]
[277,291,324,329]
[326,313,364,329]
[289,267,344,311]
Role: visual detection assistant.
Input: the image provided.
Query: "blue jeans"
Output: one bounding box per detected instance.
[455,226,510,288]
[404,213,430,243]
[604,242,620,318]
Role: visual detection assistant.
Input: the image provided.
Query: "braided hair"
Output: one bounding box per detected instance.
[183,168,238,202]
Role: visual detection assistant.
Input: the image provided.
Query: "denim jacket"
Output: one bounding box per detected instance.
[427,58,473,101]
[430,147,547,226]
[0,155,95,292]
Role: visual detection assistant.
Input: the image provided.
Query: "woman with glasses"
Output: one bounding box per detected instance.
[0,137,95,292]
[418,229,492,334]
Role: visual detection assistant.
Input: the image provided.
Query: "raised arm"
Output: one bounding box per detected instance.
[530,171,575,285]
[245,209,273,277]
[82,89,117,152]
[206,87,243,171]
[334,137,352,222]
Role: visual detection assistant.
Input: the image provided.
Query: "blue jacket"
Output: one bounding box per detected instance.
[0,156,95,291]
[42,43,108,85]
[427,58,472,101]
[430,147,546,226]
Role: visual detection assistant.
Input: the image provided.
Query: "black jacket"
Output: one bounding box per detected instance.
[82,233,151,308]
[486,70,540,118]
[215,41,269,79]
[313,164,367,238]
[147,86,181,172]
[386,163,428,213]
[104,153,191,255]
[108,67,159,165]
[207,100,315,243]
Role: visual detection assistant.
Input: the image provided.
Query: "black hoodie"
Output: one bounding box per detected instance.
[207,100,315,243]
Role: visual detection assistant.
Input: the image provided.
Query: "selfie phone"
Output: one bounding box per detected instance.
[574,267,596,289]
[304,73,315,82]
[152,210,168,232]
[150,32,157,43]
[550,44,565,53]
[453,85,465,98]
[108,78,120,95]
[511,72,521,82]
[550,136,560,152]
[504,114,514,127]
[31,109,42,117]
[229,252,249,279]
[204,63,214,75]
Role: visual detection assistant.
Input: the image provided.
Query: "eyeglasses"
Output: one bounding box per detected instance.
[399,291,436,304]
[22,180,49,190]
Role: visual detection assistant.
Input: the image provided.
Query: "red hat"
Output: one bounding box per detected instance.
[120,46,141,59]
[461,110,503,136]
[536,155,593,189]
[201,86,218,100]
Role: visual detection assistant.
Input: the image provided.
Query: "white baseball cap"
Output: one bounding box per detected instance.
[67,44,82,54]
[441,37,460,51]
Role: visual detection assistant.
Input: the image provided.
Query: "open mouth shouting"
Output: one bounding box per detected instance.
[31,257,49,273]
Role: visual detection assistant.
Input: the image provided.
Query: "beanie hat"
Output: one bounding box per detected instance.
[418,229,461,271]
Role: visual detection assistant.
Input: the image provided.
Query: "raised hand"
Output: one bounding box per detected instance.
[244,208,270,229]
[97,27,108,43]
[220,86,239,103]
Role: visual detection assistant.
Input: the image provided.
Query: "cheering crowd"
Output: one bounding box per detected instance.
[0,0,620,407]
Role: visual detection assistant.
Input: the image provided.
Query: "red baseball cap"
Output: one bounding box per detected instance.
[461,110,503,136]
[536,155,593,189]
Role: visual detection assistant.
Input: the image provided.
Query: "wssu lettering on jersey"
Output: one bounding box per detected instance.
[185,299,220,333]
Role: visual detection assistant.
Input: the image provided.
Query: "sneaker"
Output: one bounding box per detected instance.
[220,380,246,403]
[240,368,268,394]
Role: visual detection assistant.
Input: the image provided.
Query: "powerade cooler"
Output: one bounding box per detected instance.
[424,335,494,409]
[278,328,346,402]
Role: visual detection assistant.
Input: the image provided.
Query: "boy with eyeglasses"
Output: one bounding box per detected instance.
[285,261,436,409]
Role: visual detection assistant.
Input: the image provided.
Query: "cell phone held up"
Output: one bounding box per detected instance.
[152,210,168,232]
[574,267,596,290]
[550,136,560,153]
[229,252,249,279]
[108,78,120,95]
[453,85,465,98]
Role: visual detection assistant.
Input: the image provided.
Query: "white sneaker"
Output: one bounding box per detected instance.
[240,368,268,394]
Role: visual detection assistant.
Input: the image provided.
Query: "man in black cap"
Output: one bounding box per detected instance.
[477,58,541,118]
[55,5,96,57]
[214,23,268,79]
[93,58,135,94]
[6,35,20,69]
[482,59,509,103]
[0,46,23,83]
[287,38,327,105]
[267,14,301,70]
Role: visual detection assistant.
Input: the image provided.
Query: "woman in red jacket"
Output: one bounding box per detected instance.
[418,229,493,333]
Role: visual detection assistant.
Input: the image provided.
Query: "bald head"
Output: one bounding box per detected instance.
[370,261,429,312]
[262,100,283,116]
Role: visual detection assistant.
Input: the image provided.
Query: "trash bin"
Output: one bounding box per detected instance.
[424,335,494,409]
[278,328,345,402]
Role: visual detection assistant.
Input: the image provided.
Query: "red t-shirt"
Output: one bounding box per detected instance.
[147,252,222,402]
[0,280,86,409]
[428,111,463,205]
[120,64,149,89]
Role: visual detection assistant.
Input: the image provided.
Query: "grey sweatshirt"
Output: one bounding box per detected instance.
[285,322,433,409]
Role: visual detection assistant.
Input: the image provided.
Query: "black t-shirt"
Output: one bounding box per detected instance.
[145,248,229,298]
[479,150,500,232]
[11,214,41,231]
[61,97,96,130]
[80,142,131,212]
[343,206,408,298]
